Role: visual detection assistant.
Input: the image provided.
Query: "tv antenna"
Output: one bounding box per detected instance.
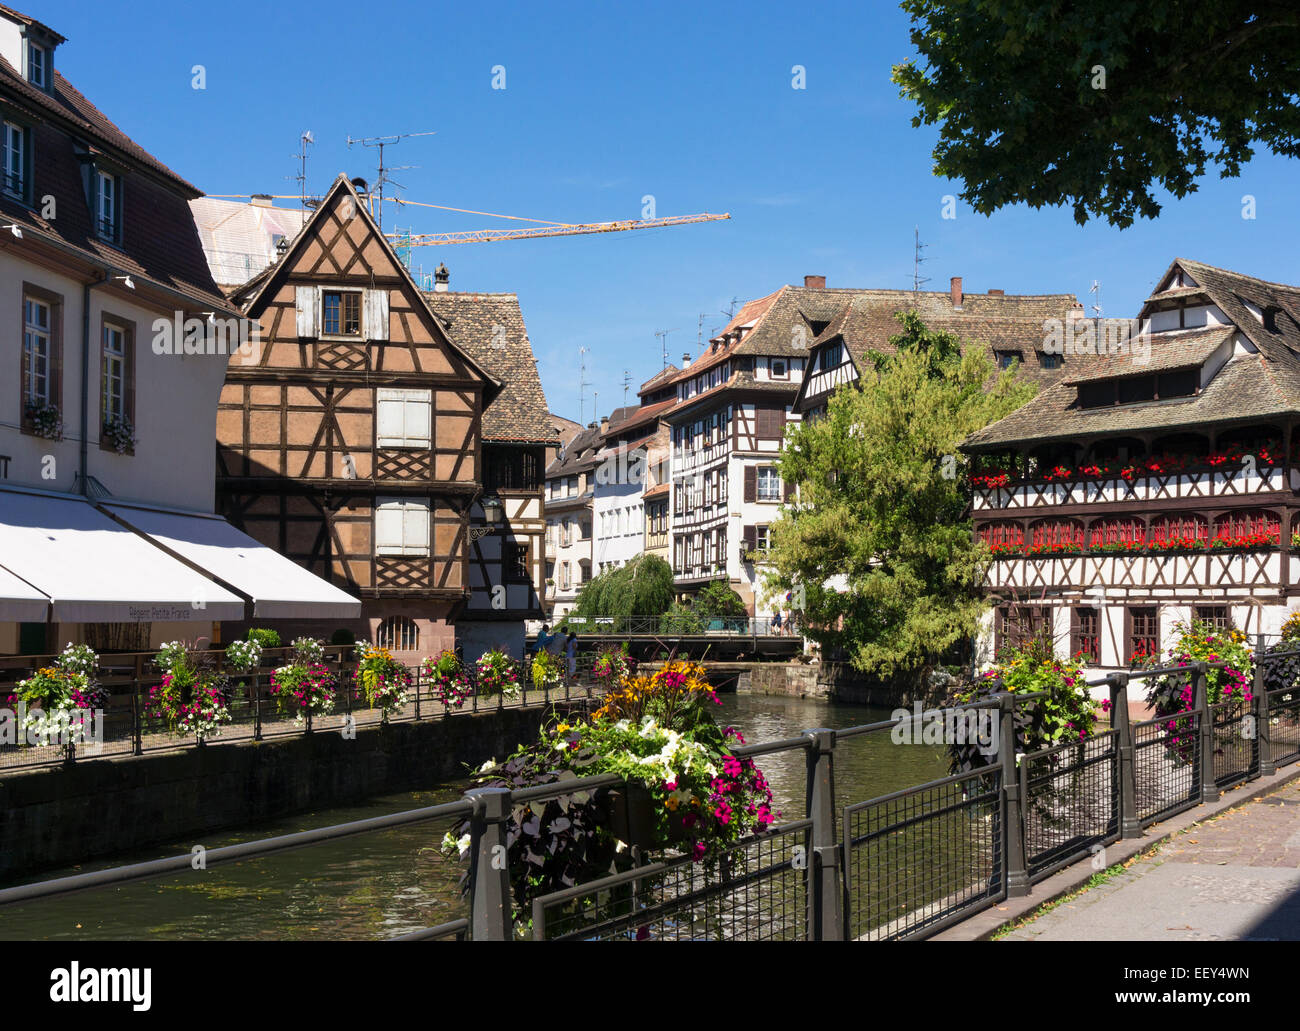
[622,369,632,408]
[655,328,681,371]
[1089,280,1103,319]
[345,130,436,230]
[289,130,314,210]
[912,226,930,299]
[578,347,590,425]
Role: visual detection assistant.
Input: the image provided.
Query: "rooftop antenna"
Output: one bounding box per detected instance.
[622,369,631,407]
[289,130,314,210]
[722,296,739,320]
[655,328,681,371]
[912,226,930,302]
[345,130,436,231]
[1089,280,1103,319]
[578,347,590,425]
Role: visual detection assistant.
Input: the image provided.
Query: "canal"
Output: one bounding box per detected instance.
[0,693,948,941]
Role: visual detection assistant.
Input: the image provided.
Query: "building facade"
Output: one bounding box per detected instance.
[963,258,1300,671]
[543,423,602,618]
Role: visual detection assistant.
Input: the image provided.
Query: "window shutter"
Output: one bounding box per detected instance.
[376,390,404,446]
[295,286,319,337]
[403,500,430,555]
[743,525,757,552]
[783,477,794,502]
[405,391,431,447]
[375,503,403,555]
[744,465,757,503]
[364,289,389,341]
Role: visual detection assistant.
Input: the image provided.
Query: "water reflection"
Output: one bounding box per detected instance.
[1,693,948,940]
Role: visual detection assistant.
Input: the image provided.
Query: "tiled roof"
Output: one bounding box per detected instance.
[1166,258,1300,363]
[0,49,230,312]
[546,424,606,477]
[1063,326,1233,384]
[965,354,1300,450]
[190,198,308,289]
[663,370,798,422]
[425,291,554,445]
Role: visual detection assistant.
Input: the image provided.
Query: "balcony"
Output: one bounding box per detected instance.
[985,549,1286,593]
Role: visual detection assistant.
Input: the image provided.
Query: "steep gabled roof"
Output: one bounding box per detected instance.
[424,291,554,445]
[1163,258,1300,362]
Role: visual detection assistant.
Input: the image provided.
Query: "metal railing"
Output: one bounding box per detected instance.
[549,615,796,637]
[0,645,605,773]
[5,645,1299,940]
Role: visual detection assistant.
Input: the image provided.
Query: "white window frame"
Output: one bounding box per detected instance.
[22,295,51,407]
[755,525,771,553]
[757,465,782,502]
[3,121,26,200]
[96,170,119,241]
[376,388,432,448]
[375,497,430,557]
[101,322,126,421]
[25,41,46,89]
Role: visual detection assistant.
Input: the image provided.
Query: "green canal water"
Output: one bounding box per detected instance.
[0,693,948,941]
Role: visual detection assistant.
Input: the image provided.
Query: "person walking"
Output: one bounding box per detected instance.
[772,609,783,634]
[565,631,578,683]
[534,624,551,656]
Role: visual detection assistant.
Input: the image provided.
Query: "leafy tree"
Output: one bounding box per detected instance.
[893,2,1300,228]
[692,580,748,621]
[763,311,1032,678]
[662,601,706,634]
[571,553,675,618]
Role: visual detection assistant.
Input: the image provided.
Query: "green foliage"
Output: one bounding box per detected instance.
[329,628,356,646]
[662,601,705,634]
[247,628,281,649]
[572,553,675,617]
[764,311,1033,679]
[892,2,1300,228]
[692,580,748,621]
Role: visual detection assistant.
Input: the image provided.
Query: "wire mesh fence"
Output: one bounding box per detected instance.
[1131,709,1201,826]
[843,765,1004,941]
[1021,731,1119,881]
[1210,700,1259,789]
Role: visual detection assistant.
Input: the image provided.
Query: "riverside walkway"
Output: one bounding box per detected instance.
[984,775,1300,941]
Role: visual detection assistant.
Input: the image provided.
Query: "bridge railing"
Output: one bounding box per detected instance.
[5,643,1298,939]
[550,615,793,637]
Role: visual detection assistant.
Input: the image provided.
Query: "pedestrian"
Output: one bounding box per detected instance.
[772,609,783,634]
[535,623,551,656]
[566,631,578,682]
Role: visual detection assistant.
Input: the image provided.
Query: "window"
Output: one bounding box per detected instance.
[1072,607,1099,665]
[1195,606,1231,632]
[22,294,52,409]
[1129,607,1159,666]
[3,120,27,200]
[99,318,134,450]
[818,342,842,371]
[375,498,430,556]
[995,350,1022,369]
[757,466,782,502]
[505,541,530,582]
[485,449,540,492]
[770,358,788,378]
[376,388,431,448]
[322,290,361,336]
[376,616,419,651]
[755,405,784,439]
[95,170,120,241]
[25,41,47,89]
[755,525,771,552]
[1038,352,1062,370]
[560,561,570,591]
[998,606,1051,653]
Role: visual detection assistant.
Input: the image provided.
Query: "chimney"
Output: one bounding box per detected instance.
[804,274,826,290]
[950,276,963,309]
[682,352,691,365]
[433,262,450,292]
[988,288,1004,296]
[600,415,609,434]
[250,194,273,208]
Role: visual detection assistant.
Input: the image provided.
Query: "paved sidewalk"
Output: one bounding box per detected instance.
[1001,779,1300,941]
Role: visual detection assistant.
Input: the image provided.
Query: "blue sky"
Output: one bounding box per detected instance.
[38,0,1300,423]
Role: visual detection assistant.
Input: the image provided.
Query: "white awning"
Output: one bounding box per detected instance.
[0,489,244,622]
[0,564,50,622]
[103,503,361,620]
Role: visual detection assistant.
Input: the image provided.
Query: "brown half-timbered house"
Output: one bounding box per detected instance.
[215,175,498,660]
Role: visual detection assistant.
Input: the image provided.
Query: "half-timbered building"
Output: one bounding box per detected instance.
[425,276,554,657]
[963,258,1300,670]
[217,175,499,660]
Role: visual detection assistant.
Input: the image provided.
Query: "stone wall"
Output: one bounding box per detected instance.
[0,705,570,883]
[735,662,827,699]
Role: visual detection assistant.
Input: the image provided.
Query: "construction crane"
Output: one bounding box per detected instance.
[386,196,729,246]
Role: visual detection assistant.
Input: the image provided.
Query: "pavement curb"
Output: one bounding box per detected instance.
[928,758,1300,942]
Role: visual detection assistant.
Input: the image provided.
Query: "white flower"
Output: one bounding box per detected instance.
[477,758,497,773]
[457,834,471,857]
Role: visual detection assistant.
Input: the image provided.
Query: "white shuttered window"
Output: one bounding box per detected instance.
[376,388,432,448]
[375,497,430,556]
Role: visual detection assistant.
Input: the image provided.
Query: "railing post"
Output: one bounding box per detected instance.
[1193,661,1216,803]
[1108,672,1142,839]
[414,665,422,720]
[252,673,263,742]
[1256,637,1274,777]
[997,692,1030,897]
[803,728,843,940]
[466,786,513,940]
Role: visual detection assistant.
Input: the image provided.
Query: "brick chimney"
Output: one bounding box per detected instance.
[988,288,1004,296]
[804,275,826,290]
[950,276,963,308]
[434,263,450,292]
[600,415,609,434]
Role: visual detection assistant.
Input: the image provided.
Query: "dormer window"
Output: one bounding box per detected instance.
[3,120,29,201]
[1078,370,1198,409]
[95,169,120,241]
[25,41,47,89]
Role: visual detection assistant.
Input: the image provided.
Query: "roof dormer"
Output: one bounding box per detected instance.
[0,7,65,94]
